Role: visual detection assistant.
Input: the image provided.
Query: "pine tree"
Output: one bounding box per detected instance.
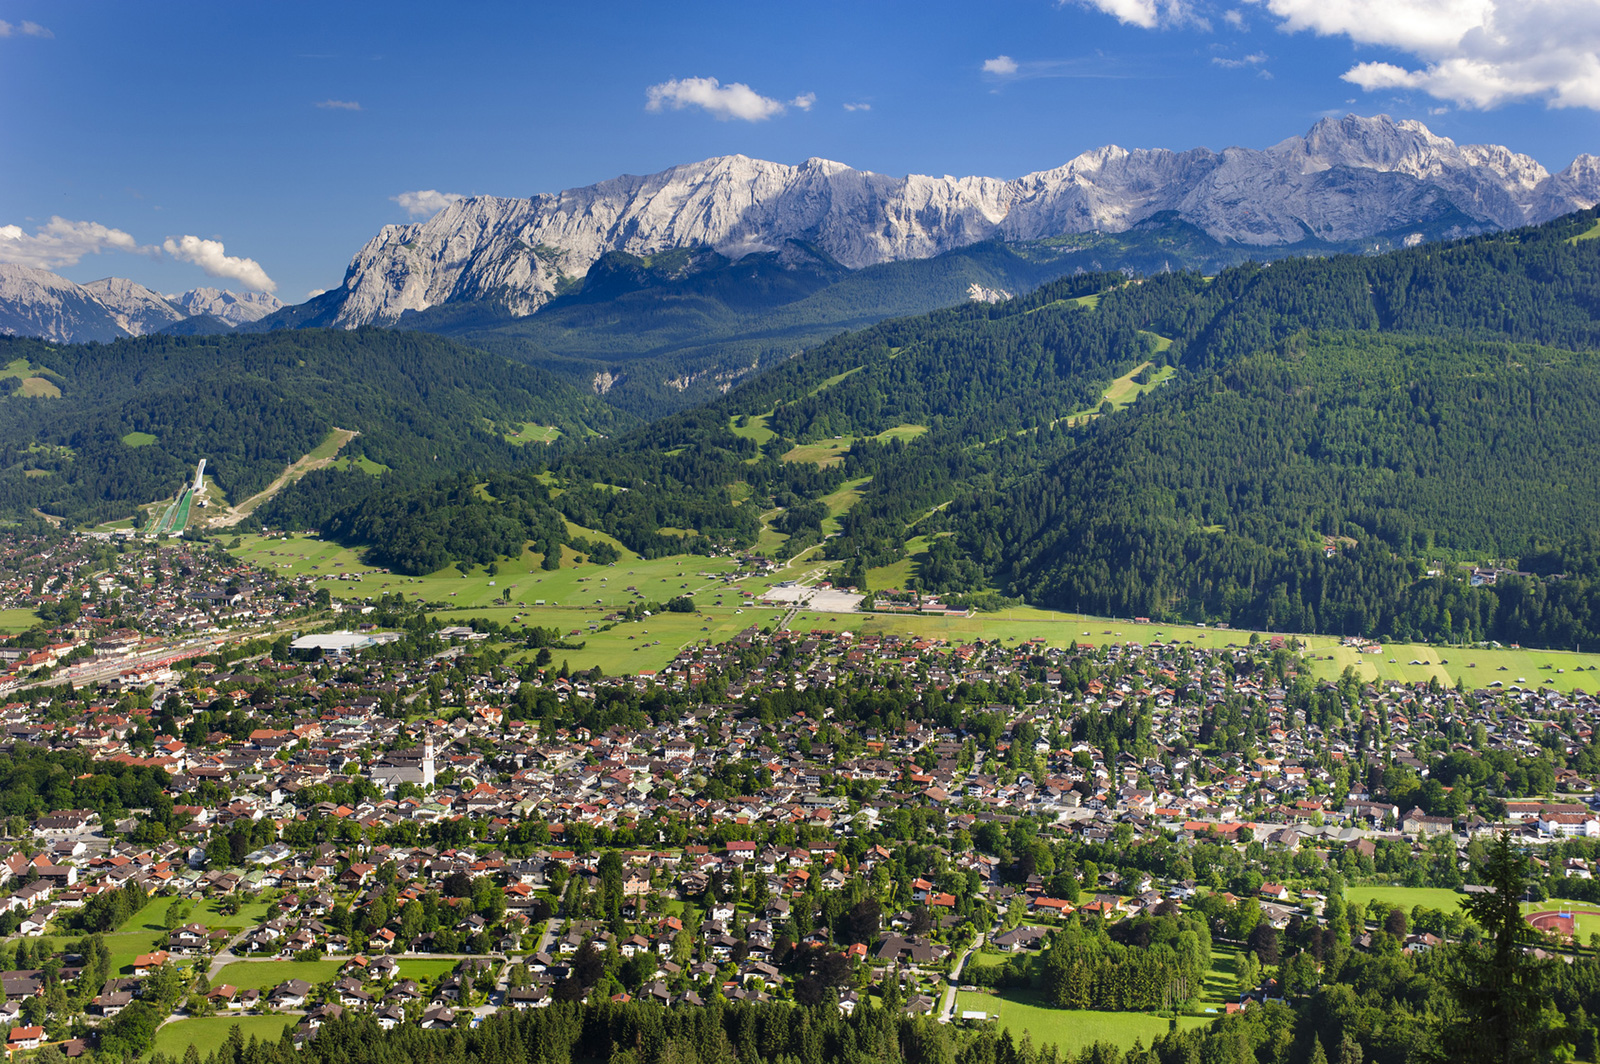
[1441,832,1573,1063]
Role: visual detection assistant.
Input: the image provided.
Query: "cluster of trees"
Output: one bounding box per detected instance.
[1033,912,1212,1013]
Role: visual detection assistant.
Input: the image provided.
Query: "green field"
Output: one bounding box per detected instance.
[1315,641,1600,694]
[955,991,1211,1055]
[729,412,776,447]
[34,929,171,976]
[783,425,927,467]
[0,608,40,633]
[121,431,158,448]
[394,958,462,981]
[228,529,1600,691]
[118,897,271,934]
[1344,886,1464,914]
[153,1015,294,1057]
[328,453,389,476]
[1063,360,1175,424]
[505,422,562,446]
[213,959,343,990]
[1,359,63,399]
[1570,220,1600,244]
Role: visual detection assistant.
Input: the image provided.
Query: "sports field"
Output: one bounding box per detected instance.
[153,1016,293,1058]
[1525,899,1600,939]
[0,608,39,634]
[954,991,1211,1055]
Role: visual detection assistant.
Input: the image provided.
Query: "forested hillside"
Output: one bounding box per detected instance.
[0,329,627,528]
[17,210,1600,648]
[399,218,1397,419]
[540,208,1600,647]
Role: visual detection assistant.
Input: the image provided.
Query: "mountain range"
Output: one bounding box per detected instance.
[271,113,1600,330]
[0,265,283,344]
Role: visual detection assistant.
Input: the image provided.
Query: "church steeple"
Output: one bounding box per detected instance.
[422,730,435,787]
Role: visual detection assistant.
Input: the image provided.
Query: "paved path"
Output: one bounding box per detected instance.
[938,930,984,1023]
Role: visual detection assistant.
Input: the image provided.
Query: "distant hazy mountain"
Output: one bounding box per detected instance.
[284,114,1600,329]
[0,264,129,344]
[81,276,186,336]
[171,287,283,328]
[0,267,282,343]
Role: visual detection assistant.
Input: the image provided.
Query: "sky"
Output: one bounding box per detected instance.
[3,0,1599,303]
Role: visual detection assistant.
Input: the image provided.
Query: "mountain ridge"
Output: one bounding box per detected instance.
[286,114,1599,329]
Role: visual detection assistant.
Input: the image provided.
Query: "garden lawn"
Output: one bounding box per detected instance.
[153,1016,294,1058]
[1199,945,1244,1007]
[213,959,343,990]
[955,991,1211,1056]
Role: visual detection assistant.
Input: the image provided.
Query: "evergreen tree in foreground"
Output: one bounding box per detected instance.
[1439,833,1572,1064]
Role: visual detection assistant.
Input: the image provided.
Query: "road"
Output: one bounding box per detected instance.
[938,929,986,1023]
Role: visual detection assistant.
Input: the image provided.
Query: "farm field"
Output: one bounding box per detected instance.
[1314,641,1600,694]
[954,991,1211,1056]
[153,1015,294,1058]
[227,533,1600,690]
[213,959,343,990]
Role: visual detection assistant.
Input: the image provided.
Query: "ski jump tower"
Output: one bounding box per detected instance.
[192,458,206,493]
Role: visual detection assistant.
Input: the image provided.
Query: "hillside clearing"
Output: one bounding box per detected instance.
[209,427,358,527]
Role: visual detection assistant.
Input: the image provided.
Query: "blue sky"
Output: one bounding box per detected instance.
[3,0,1598,302]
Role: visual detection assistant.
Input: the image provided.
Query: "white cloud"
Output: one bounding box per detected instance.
[162,236,276,293]
[1064,0,1202,29]
[1212,51,1268,67]
[393,190,465,218]
[983,55,1020,75]
[843,102,872,111]
[1224,8,1247,27]
[307,288,327,299]
[1243,0,1600,109]
[0,20,52,38]
[315,99,361,110]
[644,77,802,121]
[0,217,150,269]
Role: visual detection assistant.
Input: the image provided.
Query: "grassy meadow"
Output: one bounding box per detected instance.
[954,991,1210,1055]
[153,1016,294,1058]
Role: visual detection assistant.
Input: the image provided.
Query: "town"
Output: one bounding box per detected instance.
[0,529,1594,1060]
